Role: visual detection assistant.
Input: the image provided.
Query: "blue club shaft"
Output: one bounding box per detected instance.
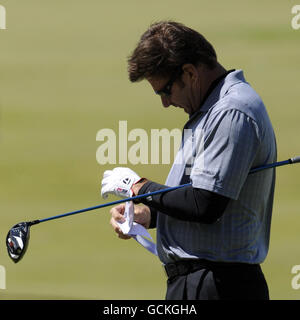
[37,183,191,224]
[249,159,291,174]
[33,156,300,226]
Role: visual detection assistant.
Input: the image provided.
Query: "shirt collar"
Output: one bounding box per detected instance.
[187,69,245,124]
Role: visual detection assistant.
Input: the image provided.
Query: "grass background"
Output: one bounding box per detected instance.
[0,0,299,299]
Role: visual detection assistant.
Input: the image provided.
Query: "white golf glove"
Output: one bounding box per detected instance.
[101,167,141,199]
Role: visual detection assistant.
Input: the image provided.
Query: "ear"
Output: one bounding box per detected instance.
[182,64,199,82]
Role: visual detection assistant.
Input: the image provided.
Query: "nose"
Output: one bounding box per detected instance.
[161,96,171,108]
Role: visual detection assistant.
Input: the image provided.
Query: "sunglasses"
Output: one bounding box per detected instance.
[155,69,183,97]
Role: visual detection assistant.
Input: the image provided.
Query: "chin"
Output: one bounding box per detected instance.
[183,107,191,114]
[173,104,190,114]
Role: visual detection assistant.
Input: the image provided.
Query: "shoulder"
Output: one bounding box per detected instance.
[204,82,270,140]
[214,84,265,119]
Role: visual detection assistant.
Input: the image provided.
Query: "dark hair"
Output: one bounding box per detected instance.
[128,21,217,82]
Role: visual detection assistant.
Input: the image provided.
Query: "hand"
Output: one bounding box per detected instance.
[110,204,151,239]
[101,167,141,199]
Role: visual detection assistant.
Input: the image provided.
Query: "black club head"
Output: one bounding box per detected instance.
[6,222,31,263]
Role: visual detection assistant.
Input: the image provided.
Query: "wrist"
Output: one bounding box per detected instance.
[131,178,148,196]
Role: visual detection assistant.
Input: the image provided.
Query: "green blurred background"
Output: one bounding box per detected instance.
[0,0,299,300]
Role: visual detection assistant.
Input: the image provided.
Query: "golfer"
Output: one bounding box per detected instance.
[101,21,277,300]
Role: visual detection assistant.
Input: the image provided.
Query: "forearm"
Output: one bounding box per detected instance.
[135,181,230,224]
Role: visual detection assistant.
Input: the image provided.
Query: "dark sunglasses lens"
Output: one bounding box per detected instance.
[159,90,170,97]
[157,81,172,97]
[156,68,182,97]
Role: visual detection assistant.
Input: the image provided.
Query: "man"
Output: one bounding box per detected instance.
[101,21,277,300]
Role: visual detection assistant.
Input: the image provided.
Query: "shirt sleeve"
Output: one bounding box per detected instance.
[191,108,261,200]
[149,207,157,229]
[138,182,230,224]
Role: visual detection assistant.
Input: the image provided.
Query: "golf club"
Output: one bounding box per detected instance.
[6,156,300,263]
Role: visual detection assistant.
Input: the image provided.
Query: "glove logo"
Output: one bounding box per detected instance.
[116,187,127,194]
[122,177,131,185]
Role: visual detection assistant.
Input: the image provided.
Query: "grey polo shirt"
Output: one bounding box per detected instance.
[157,69,277,264]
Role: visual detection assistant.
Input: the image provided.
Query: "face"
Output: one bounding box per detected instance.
[147,65,202,115]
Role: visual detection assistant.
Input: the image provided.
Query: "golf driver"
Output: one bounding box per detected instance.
[6,156,300,263]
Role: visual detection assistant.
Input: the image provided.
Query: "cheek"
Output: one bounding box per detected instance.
[175,87,190,105]
[172,84,185,102]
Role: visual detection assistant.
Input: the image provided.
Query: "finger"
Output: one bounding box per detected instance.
[110,204,125,214]
[101,176,112,186]
[110,217,131,240]
[101,189,109,199]
[101,184,113,199]
[103,170,113,178]
[110,216,122,230]
[118,232,131,240]
[101,178,112,192]
[110,204,125,216]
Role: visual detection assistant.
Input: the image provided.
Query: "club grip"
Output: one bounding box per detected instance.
[291,156,300,164]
